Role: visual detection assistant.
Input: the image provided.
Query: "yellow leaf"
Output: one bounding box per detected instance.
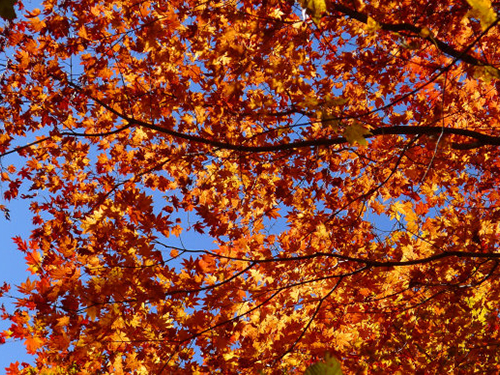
[390,201,416,223]
[324,95,348,106]
[316,223,329,238]
[133,127,148,143]
[80,207,105,234]
[344,123,371,146]
[473,65,500,83]
[466,0,497,29]
[305,353,343,375]
[78,26,89,39]
[419,27,432,38]
[390,201,407,221]
[304,96,320,108]
[299,0,327,23]
[366,16,381,33]
[56,316,70,329]
[321,114,340,131]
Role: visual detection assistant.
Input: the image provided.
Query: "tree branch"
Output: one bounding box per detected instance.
[331,3,499,70]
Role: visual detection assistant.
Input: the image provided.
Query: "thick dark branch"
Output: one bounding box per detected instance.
[154,242,500,270]
[2,80,498,159]
[343,250,500,267]
[331,4,498,69]
[372,125,500,149]
[2,118,497,160]
[202,249,500,268]
[66,83,500,151]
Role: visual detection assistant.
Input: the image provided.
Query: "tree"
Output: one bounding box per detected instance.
[1,0,500,373]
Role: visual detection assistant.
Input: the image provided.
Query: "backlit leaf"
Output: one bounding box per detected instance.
[0,0,16,20]
[299,0,327,23]
[466,0,497,29]
[343,123,372,146]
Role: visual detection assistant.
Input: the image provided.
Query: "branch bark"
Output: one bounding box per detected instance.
[331,3,500,70]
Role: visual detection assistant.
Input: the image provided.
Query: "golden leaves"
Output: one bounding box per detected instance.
[343,122,372,146]
[80,207,105,234]
[305,353,343,375]
[299,0,327,23]
[466,0,497,29]
[365,16,381,33]
[390,201,411,221]
[473,64,500,82]
[419,26,432,38]
[132,127,149,144]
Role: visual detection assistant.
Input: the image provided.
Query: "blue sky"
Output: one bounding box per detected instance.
[0,1,47,369]
[0,193,34,369]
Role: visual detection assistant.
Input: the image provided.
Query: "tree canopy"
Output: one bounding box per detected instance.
[1,0,500,373]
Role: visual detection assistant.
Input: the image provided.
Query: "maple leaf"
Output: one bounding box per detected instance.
[305,353,343,375]
[299,0,327,23]
[473,65,500,83]
[466,0,497,29]
[0,0,16,20]
[365,16,381,33]
[25,335,44,354]
[343,123,372,146]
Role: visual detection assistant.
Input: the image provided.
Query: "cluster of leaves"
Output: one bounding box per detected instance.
[1,0,500,373]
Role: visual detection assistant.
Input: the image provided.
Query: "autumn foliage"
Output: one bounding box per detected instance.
[1,0,500,373]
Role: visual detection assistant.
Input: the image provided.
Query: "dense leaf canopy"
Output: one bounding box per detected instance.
[1,0,500,373]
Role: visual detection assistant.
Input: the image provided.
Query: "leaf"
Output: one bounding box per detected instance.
[0,0,16,20]
[25,335,44,354]
[419,27,432,38]
[366,16,381,33]
[86,305,99,321]
[390,200,408,220]
[466,0,497,29]
[324,95,347,107]
[343,123,372,146]
[299,0,327,23]
[305,353,343,375]
[55,316,70,329]
[473,65,500,82]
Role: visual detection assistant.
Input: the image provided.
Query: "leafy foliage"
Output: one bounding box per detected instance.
[1,0,500,373]
[305,353,343,375]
